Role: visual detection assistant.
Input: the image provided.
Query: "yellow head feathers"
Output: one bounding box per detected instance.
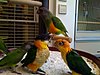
[34,40,48,50]
[54,39,72,53]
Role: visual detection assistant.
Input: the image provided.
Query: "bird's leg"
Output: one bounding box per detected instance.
[37,68,46,73]
[31,68,46,75]
[14,64,19,68]
[9,67,21,75]
[67,71,72,75]
[32,71,45,75]
[45,60,47,63]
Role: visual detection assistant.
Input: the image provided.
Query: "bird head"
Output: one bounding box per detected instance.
[37,7,53,29]
[34,34,50,49]
[37,7,52,16]
[35,33,50,44]
[37,7,52,21]
[21,42,33,52]
[54,39,71,53]
[34,40,48,50]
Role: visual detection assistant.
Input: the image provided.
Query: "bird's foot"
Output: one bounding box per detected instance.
[32,68,46,75]
[11,70,21,75]
[9,67,21,75]
[15,65,19,67]
[45,60,47,63]
[37,68,46,73]
[67,71,72,75]
[32,71,46,75]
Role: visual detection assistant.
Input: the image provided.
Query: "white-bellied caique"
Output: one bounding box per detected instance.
[21,34,50,75]
[54,39,96,75]
[0,38,8,55]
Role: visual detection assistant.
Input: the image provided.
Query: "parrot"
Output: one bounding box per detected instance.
[37,7,68,37]
[0,42,32,74]
[54,39,96,75]
[21,34,50,75]
[0,0,7,2]
[0,38,8,55]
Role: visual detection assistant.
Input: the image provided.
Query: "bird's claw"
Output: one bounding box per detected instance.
[32,68,46,75]
[67,71,72,75]
[11,70,22,75]
[9,67,21,75]
[32,71,46,75]
[45,60,47,63]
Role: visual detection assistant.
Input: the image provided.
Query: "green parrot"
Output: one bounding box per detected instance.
[37,7,68,36]
[0,0,7,2]
[21,34,50,74]
[54,39,96,75]
[0,42,32,74]
[0,38,8,55]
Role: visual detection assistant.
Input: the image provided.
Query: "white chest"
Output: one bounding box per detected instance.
[34,48,50,65]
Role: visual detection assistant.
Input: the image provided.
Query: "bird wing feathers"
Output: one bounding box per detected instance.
[21,45,37,66]
[66,50,92,75]
[52,16,68,32]
[0,48,25,69]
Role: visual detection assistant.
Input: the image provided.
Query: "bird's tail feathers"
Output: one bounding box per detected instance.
[62,31,68,37]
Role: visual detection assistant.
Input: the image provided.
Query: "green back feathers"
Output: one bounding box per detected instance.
[52,16,68,33]
[52,16,68,36]
[66,50,94,75]
[0,38,8,54]
[0,47,26,69]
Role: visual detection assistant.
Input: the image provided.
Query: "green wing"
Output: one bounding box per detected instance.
[21,45,37,66]
[0,48,26,69]
[0,38,8,54]
[66,50,92,75]
[52,16,68,32]
[0,0,7,2]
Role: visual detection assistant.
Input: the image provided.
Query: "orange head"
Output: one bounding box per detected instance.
[34,40,48,50]
[54,39,72,53]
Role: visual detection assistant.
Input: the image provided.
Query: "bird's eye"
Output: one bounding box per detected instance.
[59,42,64,46]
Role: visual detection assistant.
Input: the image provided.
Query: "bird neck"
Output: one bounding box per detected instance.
[60,47,72,63]
[34,40,48,50]
[60,47,72,55]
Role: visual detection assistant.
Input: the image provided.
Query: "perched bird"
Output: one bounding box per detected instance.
[0,0,7,2]
[21,35,50,74]
[54,39,95,75]
[0,42,32,74]
[0,38,8,55]
[37,7,68,36]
